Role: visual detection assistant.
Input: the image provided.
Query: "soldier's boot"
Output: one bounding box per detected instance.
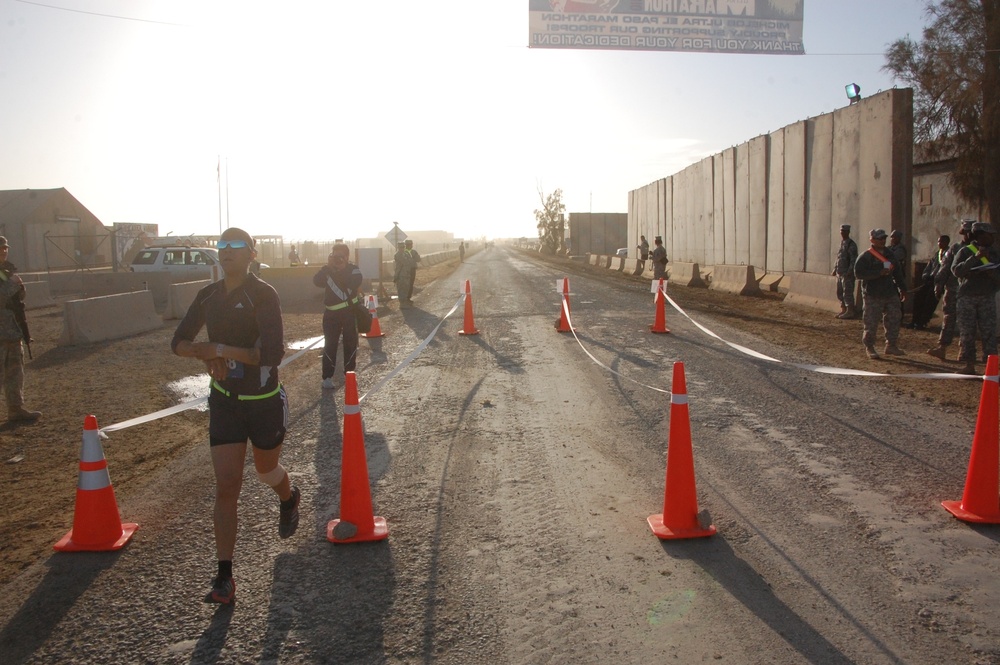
[8,405,41,422]
[836,306,847,319]
[884,344,906,356]
[865,345,879,359]
[961,361,978,375]
[840,310,857,320]
[926,345,947,360]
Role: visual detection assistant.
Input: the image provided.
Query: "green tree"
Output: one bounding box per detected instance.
[534,187,566,255]
[883,0,1000,221]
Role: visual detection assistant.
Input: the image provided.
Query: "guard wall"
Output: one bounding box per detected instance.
[627,89,913,280]
[569,213,628,256]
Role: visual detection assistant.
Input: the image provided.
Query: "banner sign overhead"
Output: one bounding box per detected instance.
[528,0,805,55]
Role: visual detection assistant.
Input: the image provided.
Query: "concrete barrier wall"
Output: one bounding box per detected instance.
[23,281,53,310]
[60,291,162,346]
[589,254,600,266]
[710,264,761,296]
[163,280,210,320]
[783,272,843,313]
[623,258,640,275]
[668,262,706,288]
[609,256,624,272]
[628,89,911,307]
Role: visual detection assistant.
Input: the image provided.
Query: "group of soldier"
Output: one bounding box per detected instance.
[834,220,1000,374]
[393,239,421,308]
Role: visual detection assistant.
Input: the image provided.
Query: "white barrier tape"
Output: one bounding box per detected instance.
[662,293,981,380]
[102,331,331,434]
[359,296,464,404]
[561,300,671,395]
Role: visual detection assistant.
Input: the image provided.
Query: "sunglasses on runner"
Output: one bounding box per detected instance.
[216,239,249,250]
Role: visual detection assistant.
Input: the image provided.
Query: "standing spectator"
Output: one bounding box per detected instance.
[832,224,858,319]
[887,230,908,287]
[909,235,949,329]
[928,220,973,360]
[404,239,421,303]
[393,241,413,307]
[313,243,363,389]
[854,228,907,359]
[650,236,668,280]
[171,227,299,605]
[637,235,650,272]
[951,221,1000,374]
[288,245,301,267]
[459,241,466,262]
[0,236,40,422]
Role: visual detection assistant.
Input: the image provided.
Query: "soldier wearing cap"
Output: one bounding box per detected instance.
[928,220,974,360]
[950,221,1000,374]
[832,224,858,319]
[0,236,41,422]
[854,228,907,359]
[650,235,668,280]
[393,241,413,307]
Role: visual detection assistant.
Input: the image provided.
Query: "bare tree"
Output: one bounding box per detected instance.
[883,0,1000,221]
[534,187,566,255]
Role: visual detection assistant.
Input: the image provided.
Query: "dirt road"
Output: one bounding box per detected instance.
[1,247,997,664]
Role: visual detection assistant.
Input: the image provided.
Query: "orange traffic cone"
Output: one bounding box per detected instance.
[942,354,1000,523]
[648,362,717,540]
[650,278,670,334]
[556,277,574,333]
[327,372,389,543]
[459,280,479,335]
[54,415,138,552]
[361,295,385,338]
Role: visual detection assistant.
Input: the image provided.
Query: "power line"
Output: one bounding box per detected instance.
[13,0,189,26]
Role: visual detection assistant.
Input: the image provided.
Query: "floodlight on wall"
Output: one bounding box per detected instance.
[846,83,862,105]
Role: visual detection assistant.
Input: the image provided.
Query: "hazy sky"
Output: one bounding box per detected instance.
[0,1,930,242]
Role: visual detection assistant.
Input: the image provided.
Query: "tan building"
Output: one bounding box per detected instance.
[0,188,110,272]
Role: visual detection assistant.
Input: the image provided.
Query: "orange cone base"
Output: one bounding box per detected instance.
[647,514,716,540]
[650,325,671,334]
[361,330,385,338]
[54,523,138,552]
[326,517,389,544]
[459,328,480,335]
[941,500,1000,524]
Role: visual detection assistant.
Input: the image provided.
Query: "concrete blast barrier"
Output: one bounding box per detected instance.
[60,291,162,346]
[163,280,211,320]
[668,262,706,288]
[609,257,624,272]
[710,265,761,296]
[623,258,641,275]
[588,254,600,266]
[783,272,842,314]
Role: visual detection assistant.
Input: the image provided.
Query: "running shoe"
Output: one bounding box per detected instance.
[204,575,236,604]
[322,377,336,389]
[279,485,301,539]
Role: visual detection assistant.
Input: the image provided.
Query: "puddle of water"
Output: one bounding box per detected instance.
[166,336,323,411]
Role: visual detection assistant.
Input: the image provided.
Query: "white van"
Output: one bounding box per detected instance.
[129,246,222,279]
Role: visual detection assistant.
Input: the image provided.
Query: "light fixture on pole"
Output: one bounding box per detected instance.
[845,83,862,105]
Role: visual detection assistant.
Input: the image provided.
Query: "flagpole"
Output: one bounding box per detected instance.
[217,155,222,236]
[225,157,230,230]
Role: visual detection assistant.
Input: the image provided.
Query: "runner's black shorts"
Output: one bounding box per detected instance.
[208,385,288,450]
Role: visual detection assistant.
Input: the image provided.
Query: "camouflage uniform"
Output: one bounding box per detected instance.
[951,233,1000,365]
[933,238,966,347]
[834,235,858,312]
[854,236,906,354]
[0,261,28,409]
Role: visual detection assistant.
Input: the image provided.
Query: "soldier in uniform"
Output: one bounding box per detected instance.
[950,221,1000,374]
[832,224,858,319]
[393,241,413,307]
[927,220,973,360]
[0,236,41,422]
[404,239,421,303]
[651,236,668,280]
[910,235,949,329]
[854,228,907,359]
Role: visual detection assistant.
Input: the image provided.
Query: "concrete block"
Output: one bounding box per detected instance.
[163,279,210,320]
[589,254,599,266]
[783,271,841,313]
[609,256,624,272]
[623,258,641,275]
[710,264,761,296]
[668,262,707,288]
[758,273,786,293]
[60,291,162,346]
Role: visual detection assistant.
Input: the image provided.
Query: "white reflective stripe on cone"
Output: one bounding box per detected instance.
[78,468,111,491]
[344,405,361,415]
[671,395,689,405]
